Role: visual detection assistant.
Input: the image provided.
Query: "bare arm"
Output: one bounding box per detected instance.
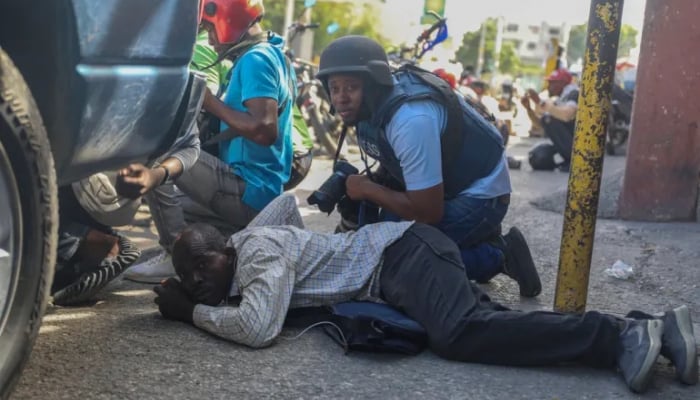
[203,90,279,146]
[538,100,577,122]
[346,175,444,224]
[192,249,295,348]
[347,103,447,223]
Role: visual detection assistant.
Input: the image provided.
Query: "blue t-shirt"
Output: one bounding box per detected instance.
[384,99,511,199]
[219,34,295,211]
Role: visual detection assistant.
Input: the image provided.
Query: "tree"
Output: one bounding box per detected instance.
[617,24,638,58]
[499,42,521,74]
[455,18,522,75]
[261,0,388,59]
[566,24,587,65]
[455,18,497,73]
[567,23,639,64]
[310,2,389,56]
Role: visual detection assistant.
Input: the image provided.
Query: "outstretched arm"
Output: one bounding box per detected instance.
[345,106,445,224]
[191,250,295,348]
[154,248,295,348]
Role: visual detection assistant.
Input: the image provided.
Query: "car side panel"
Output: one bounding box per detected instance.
[53,0,199,184]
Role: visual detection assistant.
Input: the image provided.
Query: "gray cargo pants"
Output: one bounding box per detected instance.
[146,151,258,252]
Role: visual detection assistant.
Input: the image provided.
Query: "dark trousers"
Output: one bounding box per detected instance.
[57,186,111,264]
[379,223,622,367]
[542,116,575,164]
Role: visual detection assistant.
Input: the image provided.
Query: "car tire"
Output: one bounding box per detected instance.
[0,48,58,399]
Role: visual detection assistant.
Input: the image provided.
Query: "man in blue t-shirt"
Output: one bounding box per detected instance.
[124,0,295,283]
[315,36,541,297]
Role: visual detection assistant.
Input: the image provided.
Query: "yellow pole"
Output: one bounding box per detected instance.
[553,0,624,313]
[544,38,560,90]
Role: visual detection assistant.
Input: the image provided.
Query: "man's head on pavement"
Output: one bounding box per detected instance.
[317,35,394,124]
[199,0,265,54]
[546,68,573,97]
[172,223,236,306]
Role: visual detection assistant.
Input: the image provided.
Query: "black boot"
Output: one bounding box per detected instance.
[500,227,541,297]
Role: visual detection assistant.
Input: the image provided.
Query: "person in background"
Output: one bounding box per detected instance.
[521,68,579,172]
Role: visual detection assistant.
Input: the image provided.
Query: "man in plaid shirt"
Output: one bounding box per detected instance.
[154,195,698,393]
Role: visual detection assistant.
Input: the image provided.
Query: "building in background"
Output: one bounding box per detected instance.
[501,20,569,65]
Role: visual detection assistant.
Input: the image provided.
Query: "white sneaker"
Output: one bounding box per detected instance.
[122,250,175,284]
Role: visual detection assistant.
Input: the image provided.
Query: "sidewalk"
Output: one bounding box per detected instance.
[13,140,700,399]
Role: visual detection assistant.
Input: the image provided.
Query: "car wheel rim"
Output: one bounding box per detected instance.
[0,141,22,333]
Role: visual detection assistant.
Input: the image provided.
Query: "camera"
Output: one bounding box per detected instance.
[307,160,358,213]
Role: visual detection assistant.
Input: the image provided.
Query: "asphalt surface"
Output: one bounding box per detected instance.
[12,138,700,399]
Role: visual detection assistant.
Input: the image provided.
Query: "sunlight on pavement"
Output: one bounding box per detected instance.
[43,311,96,323]
[111,289,154,298]
[38,325,60,334]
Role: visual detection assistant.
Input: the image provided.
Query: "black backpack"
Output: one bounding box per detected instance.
[285,301,428,355]
[528,142,558,170]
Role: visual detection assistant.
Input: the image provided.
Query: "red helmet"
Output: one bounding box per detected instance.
[433,68,456,89]
[200,0,265,45]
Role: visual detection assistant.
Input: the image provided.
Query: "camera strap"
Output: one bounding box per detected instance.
[332,124,349,169]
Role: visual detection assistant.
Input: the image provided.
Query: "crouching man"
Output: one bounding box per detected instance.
[154,194,698,393]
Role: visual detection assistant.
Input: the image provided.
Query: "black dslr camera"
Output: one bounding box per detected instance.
[307,160,358,213]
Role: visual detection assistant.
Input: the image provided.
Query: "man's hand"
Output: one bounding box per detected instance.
[116,163,165,199]
[202,87,217,113]
[526,89,541,105]
[153,278,195,323]
[345,174,377,201]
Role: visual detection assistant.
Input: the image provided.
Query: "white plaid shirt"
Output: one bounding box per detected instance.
[193,194,413,348]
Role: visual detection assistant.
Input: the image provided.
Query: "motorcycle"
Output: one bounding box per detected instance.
[387,11,449,70]
[285,8,352,156]
[606,85,634,155]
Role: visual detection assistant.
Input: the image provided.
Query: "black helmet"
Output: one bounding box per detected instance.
[316,35,393,87]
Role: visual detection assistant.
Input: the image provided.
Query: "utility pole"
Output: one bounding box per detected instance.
[494,17,503,72]
[476,22,486,77]
[283,0,295,43]
[554,0,624,314]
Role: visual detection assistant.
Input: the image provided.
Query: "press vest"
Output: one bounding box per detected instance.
[356,67,504,199]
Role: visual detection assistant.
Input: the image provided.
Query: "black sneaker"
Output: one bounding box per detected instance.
[501,227,542,297]
[660,306,698,385]
[617,319,664,393]
[53,235,141,306]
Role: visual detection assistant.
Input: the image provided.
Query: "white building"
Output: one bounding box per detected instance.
[501,20,569,65]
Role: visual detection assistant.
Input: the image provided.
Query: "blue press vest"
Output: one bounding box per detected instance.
[356,70,504,198]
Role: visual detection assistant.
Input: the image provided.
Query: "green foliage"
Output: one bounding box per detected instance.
[261,0,388,59]
[311,2,389,56]
[455,18,497,72]
[618,24,638,58]
[566,23,587,65]
[455,18,522,74]
[567,23,639,64]
[499,41,521,74]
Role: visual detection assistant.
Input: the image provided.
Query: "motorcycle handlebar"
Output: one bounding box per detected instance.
[417,12,446,41]
[288,22,320,33]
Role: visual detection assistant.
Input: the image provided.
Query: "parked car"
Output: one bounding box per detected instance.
[0,1,204,397]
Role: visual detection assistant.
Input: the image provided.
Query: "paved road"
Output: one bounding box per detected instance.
[13,139,700,399]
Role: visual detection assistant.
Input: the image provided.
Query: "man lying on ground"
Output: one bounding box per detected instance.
[153,194,698,393]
